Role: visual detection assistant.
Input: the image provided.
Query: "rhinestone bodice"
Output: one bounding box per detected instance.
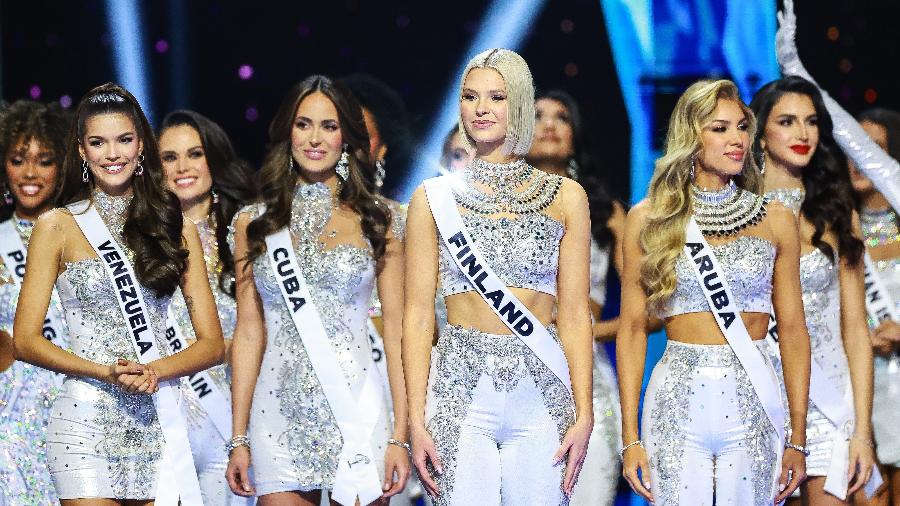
[654,236,775,318]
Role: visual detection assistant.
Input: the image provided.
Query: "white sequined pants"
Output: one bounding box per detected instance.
[642,340,780,506]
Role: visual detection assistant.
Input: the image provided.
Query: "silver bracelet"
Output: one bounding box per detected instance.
[387,438,411,455]
[784,441,810,457]
[619,439,644,460]
[225,435,251,455]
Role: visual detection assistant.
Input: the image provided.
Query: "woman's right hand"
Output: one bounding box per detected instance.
[410,423,442,498]
[226,445,255,496]
[102,359,158,394]
[622,444,654,503]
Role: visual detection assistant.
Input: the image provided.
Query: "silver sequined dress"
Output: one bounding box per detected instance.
[231,183,393,496]
[765,189,853,476]
[0,216,69,505]
[48,194,171,499]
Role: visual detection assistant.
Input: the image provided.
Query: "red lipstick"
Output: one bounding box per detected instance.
[790,144,811,155]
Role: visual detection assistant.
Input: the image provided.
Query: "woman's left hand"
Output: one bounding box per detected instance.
[382,442,411,498]
[847,437,877,495]
[553,416,593,497]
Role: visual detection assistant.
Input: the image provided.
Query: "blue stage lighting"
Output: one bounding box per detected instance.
[104,0,153,123]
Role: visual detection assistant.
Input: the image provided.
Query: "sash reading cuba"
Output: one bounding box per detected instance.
[422,176,573,394]
[69,201,203,506]
[0,219,66,345]
[265,227,386,506]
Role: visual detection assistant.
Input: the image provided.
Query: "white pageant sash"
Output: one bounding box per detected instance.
[863,252,899,324]
[164,303,233,440]
[423,176,572,393]
[367,318,394,406]
[765,256,883,499]
[684,219,786,444]
[265,228,384,506]
[0,219,66,344]
[69,202,202,506]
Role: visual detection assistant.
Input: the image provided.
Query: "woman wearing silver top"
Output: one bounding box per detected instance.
[158,109,257,505]
[403,48,593,505]
[751,76,877,505]
[618,79,810,506]
[13,82,225,503]
[225,75,410,505]
[0,99,71,505]
[526,89,626,506]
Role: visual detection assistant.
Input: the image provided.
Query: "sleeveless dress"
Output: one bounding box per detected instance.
[0,216,70,505]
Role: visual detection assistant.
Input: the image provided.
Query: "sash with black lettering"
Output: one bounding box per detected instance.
[684,218,786,445]
[266,228,385,506]
[423,176,572,393]
[366,318,393,405]
[164,302,233,440]
[765,253,884,498]
[69,201,203,506]
[863,252,899,325]
[0,219,67,345]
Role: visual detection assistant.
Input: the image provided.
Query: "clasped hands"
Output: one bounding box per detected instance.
[102,358,159,394]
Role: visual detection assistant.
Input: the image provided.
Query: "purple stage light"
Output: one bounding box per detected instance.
[155,39,170,54]
[60,95,73,108]
[245,107,259,121]
[29,85,41,100]
[238,65,254,80]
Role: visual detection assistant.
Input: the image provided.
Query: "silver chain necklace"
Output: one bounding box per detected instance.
[690,181,767,237]
[455,159,562,214]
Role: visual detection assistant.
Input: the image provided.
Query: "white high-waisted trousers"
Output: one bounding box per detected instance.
[425,325,575,506]
[642,340,781,506]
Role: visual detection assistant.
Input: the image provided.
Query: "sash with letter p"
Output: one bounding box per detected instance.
[265,228,385,506]
[423,176,572,394]
[69,202,202,506]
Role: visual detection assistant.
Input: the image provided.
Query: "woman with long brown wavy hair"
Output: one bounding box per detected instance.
[224,75,410,505]
[12,82,224,504]
[617,79,810,505]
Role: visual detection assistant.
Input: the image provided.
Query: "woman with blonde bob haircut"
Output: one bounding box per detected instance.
[617,79,811,505]
[403,48,593,505]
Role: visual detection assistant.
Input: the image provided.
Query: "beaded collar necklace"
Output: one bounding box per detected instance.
[456,158,561,215]
[93,189,133,239]
[690,181,767,237]
[12,213,35,246]
[861,206,899,248]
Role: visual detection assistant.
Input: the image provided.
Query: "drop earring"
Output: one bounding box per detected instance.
[3,187,12,205]
[374,159,386,189]
[82,160,90,182]
[760,156,766,174]
[211,188,220,204]
[135,153,145,176]
[335,144,350,181]
[690,155,696,181]
[566,158,579,180]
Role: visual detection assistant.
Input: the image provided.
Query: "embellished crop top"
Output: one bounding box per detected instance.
[654,235,776,318]
[437,159,564,297]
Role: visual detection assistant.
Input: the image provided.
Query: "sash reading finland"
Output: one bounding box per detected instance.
[69,201,203,506]
[164,301,233,440]
[0,219,66,344]
[422,176,572,393]
[266,227,385,506]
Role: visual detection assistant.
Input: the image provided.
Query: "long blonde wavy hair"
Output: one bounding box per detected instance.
[640,79,763,307]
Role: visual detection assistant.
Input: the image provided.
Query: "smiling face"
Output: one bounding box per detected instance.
[290,91,343,179]
[696,99,750,180]
[159,124,213,209]
[760,92,819,171]
[4,137,60,218]
[79,112,143,195]
[528,98,574,162]
[459,67,508,150]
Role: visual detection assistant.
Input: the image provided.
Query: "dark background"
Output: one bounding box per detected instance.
[2,0,898,201]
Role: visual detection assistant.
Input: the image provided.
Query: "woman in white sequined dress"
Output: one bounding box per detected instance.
[225,75,410,505]
[526,89,626,506]
[751,76,877,504]
[158,109,257,505]
[12,83,225,503]
[618,79,810,506]
[0,99,71,505]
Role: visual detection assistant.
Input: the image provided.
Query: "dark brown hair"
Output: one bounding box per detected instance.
[59,83,187,296]
[159,110,257,296]
[245,75,391,266]
[0,100,72,222]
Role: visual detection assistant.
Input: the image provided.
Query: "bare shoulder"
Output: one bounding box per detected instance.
[34,208,75,233]
[625,198,651,225]
[763,200,797,232]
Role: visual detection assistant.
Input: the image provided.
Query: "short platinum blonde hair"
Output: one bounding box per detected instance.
[458,48,535,156]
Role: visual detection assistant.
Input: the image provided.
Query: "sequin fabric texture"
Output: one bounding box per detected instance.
[765,189,853,476]
[654,236,775,318]
[0,217,69,505]
[47,193,171,499]
[643,341,778,506]
[231,182,391,495]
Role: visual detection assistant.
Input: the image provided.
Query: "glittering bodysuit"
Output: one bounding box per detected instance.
[764,189,854,477]
[426,159,575,506]
[168,215,253,505]
[0,215,69,505]
[643,191,781,506]
[232,183,396,497]
[48,192,171,499]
